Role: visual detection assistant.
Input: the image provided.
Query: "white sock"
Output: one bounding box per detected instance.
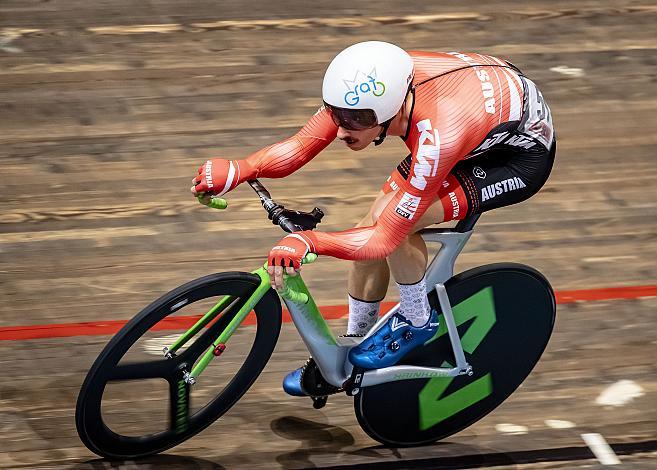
[397,277,430,327]
[347,295,380,335]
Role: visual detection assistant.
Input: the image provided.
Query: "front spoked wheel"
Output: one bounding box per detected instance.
[75,272,281,459]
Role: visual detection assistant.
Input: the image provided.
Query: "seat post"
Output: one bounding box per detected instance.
[454,214,481,233]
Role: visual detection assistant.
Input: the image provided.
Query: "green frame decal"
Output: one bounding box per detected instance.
[281,272,337,346]
[164,257,334,384]
[419,287,496,430]
[174,379,189,434]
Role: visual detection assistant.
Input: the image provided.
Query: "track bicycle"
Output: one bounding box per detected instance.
[76,179,556,459]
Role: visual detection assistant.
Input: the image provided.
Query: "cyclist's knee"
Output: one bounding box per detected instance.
[356,213,374,228]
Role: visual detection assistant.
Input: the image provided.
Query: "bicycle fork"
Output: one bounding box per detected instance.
[163,267,272,385]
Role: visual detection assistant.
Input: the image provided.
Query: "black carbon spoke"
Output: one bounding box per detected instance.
[108,359,174,381]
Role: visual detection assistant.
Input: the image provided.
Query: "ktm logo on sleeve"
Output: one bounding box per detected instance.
[410,119,440,191]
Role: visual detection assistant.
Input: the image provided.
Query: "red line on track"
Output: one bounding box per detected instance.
[2,284,657,341]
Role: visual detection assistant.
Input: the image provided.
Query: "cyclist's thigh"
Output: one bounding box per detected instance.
[358,190,441,237]
[370,154,419,226]
[442,142,556,219]
[379,155,445,231]
[356,190,390,228]
[382,153,469,226]
[376,142,555,229]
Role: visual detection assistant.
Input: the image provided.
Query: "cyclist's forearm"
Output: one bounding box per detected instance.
[304,220,409,261]
[243,134,332,179]
[240,107,337,180]
[302,178,440,260]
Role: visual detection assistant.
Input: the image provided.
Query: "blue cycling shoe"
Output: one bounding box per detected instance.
[282,367,307,396]
[348,309,439,369]
[282,357,343,397]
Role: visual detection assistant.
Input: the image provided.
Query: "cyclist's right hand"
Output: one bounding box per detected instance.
[191,159,256,197]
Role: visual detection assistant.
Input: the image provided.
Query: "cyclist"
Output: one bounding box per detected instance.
[191,41,555,396]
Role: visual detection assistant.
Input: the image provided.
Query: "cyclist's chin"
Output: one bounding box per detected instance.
[345,140,370,151]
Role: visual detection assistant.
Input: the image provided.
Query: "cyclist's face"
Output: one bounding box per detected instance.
[336,125,382,150]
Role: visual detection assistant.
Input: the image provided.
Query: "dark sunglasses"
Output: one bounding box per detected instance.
[323,103,379,131]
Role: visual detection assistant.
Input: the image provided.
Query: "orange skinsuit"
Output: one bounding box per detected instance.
[215,52,553,261]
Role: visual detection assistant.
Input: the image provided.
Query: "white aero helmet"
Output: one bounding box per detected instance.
[322,41,414,130]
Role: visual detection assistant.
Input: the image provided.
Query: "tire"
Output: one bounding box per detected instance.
[75,271,282,459]
[355,263,555,446]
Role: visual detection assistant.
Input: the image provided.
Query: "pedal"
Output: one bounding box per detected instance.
[342,366,366,397]
[311,395,328,409]
[301,357,342,398]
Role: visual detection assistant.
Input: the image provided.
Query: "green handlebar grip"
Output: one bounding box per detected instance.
[302,253,318,264]
[208,197,228,209]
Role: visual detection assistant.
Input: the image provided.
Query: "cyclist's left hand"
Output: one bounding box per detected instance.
[267,234,312,290]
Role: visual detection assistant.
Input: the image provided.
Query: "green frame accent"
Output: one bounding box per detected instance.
[418,287,497,429]
[189,267,272,378]
[164,256,329,382]
[281,270,338,346]
[425,287,497,352]
[419,370,493,430]
[167,295,235,355]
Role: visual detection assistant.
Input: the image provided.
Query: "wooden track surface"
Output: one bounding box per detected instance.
[1,0,656,467]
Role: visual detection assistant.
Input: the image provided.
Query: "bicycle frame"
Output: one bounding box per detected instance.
[280,227,474,388]
[170,226,474,388]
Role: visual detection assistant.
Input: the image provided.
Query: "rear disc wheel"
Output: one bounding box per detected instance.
[355,263,556,446]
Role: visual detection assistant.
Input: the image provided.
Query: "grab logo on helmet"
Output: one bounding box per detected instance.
[322,41,414,124]
[343,69,386,106]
